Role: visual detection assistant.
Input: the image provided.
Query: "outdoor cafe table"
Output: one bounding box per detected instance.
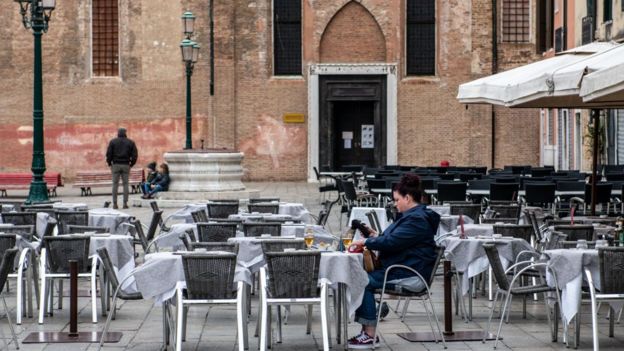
[88,208,132,234]
[429,205,451,216]
[542,249,608,324]
[152,223,337,251]
[133,249,367,347]
[442,236,533,296]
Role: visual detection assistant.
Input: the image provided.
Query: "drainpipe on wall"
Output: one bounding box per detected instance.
[491,0,498,169]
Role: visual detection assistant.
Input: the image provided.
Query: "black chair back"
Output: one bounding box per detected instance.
[584,183,613,205]
[182,253,238,299]
[553,224,594,241]
[436,182,467,203]
[248,203,279,214]
[524,182,556,205]
[43,235,91,273]
[249,198,279,204]
[489,182,519,202]
[1,212,37,226]
[56,211,89,235]
[449,204,481,222]
[483,244,510,291]
[598,247,624,294]
[0,225,36,241]
[264,251,321,298]
[196,223,238,242]
[207,203,240,219]
[242,222,282,237]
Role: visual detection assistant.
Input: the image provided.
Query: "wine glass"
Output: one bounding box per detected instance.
[342,233,353,252]
[304,228,315,249]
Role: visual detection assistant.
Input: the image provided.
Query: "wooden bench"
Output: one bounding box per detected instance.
[73,169,144,196]
[0,172,63,197]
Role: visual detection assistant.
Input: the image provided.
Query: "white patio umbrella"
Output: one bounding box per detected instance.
[457,42,617,108]
[580,43,624,106]
[457,42,621,215]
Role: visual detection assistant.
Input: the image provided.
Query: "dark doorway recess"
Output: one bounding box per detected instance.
[319,75,386,171]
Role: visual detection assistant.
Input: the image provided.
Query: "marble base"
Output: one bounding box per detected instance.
[163,150,246,192]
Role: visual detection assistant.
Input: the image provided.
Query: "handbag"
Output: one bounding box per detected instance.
[362,248,381,273]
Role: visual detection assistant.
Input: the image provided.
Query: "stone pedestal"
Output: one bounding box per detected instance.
[164,150,245,192]
[145,149,259,206]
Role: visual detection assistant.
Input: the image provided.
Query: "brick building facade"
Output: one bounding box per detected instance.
[0,0,544,181]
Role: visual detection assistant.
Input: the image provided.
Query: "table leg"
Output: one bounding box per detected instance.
[335,285,341,345]
[26,261,33,318]
[341,284,348,350]
[488,267,493,301]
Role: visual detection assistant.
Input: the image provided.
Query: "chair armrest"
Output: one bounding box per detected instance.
[515,250,541,265]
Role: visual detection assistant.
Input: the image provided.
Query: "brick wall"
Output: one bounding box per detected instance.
[0,0,543,181]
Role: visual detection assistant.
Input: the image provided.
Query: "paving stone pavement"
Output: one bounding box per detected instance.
[0,182,623,350]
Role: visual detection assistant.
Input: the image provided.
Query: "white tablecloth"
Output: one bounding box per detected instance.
[443,236,533,294]
[53,202,89,211]
[145,240,367,318]
[543,249,610,323]
[228,213,293,222]
[279,203,313,224]
[89,208,132,234]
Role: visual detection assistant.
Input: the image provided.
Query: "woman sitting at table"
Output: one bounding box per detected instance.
[347,173,439,349]
[141,163,170,199]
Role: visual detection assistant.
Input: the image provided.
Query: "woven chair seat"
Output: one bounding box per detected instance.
[510,283,554,295]
[118,291,143,300]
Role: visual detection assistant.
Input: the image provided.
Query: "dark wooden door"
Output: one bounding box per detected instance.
[319,75,386,171]
[332,101,376,167]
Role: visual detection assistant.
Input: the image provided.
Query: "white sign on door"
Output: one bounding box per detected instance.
[361,125,374,149]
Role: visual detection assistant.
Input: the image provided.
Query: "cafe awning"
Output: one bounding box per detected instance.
[580,43,624,106]
[457,42,617,108]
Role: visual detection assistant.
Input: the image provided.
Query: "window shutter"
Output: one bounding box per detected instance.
[92,0,119,77]
[406,0,435,76]
[274,0,302,76]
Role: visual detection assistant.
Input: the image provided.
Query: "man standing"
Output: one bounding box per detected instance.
[106,128,138,209]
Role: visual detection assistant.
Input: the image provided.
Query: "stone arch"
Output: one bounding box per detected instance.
[319,1,387,63]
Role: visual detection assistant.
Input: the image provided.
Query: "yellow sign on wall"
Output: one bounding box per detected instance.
[283,113,305,123]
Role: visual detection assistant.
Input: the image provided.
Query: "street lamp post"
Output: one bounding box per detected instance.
[181,12,199,150]
[14,0,56,204]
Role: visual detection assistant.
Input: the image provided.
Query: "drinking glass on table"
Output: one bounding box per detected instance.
[342,232,353,252]
[304,228,315,249]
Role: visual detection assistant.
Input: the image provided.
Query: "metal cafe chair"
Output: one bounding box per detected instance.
[435,181,468,204]
[248,203,279,215]
[56,210,89,235]
[1,212,37,226]
[96,247,144,351]
[374,246,447,348]
[259,251,329,351]
[196,223,238,242]
[207,202,240,219]
[0,248,19,349]
[482,243,563,349]
[585,247,624,351]
[176,253,248,351]
[67,225,109,234]
[38,235,99,324]
[449,203,482,223]
[243,222,282,237]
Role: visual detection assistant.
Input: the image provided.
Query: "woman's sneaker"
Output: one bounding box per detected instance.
[347,331,380,349]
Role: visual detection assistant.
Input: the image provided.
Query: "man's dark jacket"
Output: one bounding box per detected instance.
[106,129,138,167]
[364,205,440,280]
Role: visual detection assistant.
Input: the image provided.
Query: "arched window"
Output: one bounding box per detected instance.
[406,0,435,76]
[92,0,119,76]
[273,0,301,75]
